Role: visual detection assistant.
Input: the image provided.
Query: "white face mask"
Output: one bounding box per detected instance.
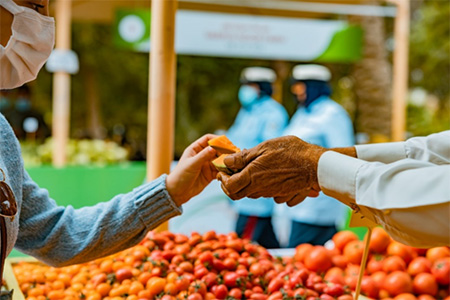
[0,0,55,90]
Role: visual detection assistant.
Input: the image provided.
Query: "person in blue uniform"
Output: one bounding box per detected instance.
[283,64,355,247]
[226,67,289,248]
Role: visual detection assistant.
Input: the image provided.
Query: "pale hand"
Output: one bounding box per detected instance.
[217,136,326,207]
[166,134,218,206]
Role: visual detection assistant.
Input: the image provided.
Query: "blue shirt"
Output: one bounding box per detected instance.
[283,96,354,226]
[227,96,289,217]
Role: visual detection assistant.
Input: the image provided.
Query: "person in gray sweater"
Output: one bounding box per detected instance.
[0,0,218,267]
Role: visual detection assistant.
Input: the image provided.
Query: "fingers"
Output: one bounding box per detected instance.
[187,134,219,155]
[223,147,259,170]
[217,172,251,200]
[188,146,216,170]
[286,191,309,207]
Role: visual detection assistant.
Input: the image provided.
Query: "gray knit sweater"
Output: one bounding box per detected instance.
[0,114,181,267]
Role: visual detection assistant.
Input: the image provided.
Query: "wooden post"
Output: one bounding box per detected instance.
[52,0,72,167]
[147,0,177,231]
[390,0,409,141]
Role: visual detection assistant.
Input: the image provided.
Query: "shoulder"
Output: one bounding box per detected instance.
[314,98,350,118]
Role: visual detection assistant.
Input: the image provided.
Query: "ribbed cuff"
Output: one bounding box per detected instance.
[356,142,406,163]
[134,174,182,230]
[317,151,366,207]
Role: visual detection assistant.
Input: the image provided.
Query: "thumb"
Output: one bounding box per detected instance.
[188,146,216,169]
[224,147,258,170]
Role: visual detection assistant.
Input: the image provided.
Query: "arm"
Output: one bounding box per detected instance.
[17,134,217,267]
[318,151,450,247]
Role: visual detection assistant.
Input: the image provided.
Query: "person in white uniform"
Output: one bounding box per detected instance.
[282,64,354,247]
[218,131,450,248]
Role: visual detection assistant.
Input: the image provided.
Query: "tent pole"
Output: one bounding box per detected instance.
[147,0,177,231]
[390,0,409,141]
[52,0,72,167]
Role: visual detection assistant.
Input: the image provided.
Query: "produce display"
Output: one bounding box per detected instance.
[21,138,129,167]
[11,229,450,300]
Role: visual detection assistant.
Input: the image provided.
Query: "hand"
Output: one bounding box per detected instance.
[217,136,326,207]
[166,134,218,206]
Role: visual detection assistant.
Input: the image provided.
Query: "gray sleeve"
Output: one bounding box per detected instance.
[16,172,181,267]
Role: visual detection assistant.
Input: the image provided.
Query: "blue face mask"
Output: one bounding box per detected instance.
[238,85,259,107]
[16,97,31,112]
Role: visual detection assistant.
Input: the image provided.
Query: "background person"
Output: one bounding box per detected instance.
[226,66,289,248]
[282,64,354,247]
[218,132,450,248]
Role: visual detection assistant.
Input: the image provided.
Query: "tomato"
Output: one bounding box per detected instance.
[250,293,268,300]
[367,255,385,274]
[332,231,359,252]
[337,295,354,300]
[383,256,407,273]
[360,275,380,299]
[249,263,265,277]
[332,255,349,269]
[212,284,228,299]
[202,272,218,288]
[383,271,413,297]
[198,251,214,264]
[189,280,207,296]
[393,293,417,300]
[324,283,345,297]
[408,257,432,276]
[426,247,450,263]
[343,240,365,265]
[228,288,243,299]
[212,258,227,271]
[226,239,244,252]
[267,291,283,300]
[294,243,314,263]
[371,271,387,289]
[320,294,335,300]
[304,246,332,273]
[387,242,415,264]
[90,273,107,287]
[267,278,284,293]
[369,227,391,254]
[146,277,166,297]
[203,230,217,241]
[223,272,240,288]
[324,267,345,285]
[115,268,133,282]
[413,273,438,296]
[417,295,436,300]
[431,257,450,285]
[187,292,204,300]
[223,257,238,271]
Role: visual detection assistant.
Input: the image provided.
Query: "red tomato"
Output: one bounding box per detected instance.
[115,268,133,282]
[408,257,432,276]
[223,257,238,271]
[304,246,332,273]
[267,291,283,300]
[320,294,335,300]
[431,257,450,285]
[413,273,438,296]
[187,293,204,300]
[367,255,385,274]
[250,293,268,300]
[249,263,265,277]
[332,255,349,269]
[417,295,436,300]
[324,267,345,285]
[267,278,284,293]
[383,256,407,273]
[360,275,380,299]
[198,251,214,264]
[323,283,345,297]
[394,293,418,300]
[212,284,228,299]
[202,272,218,288]
[228,288,243,299]
[383,271,413,297]
[224,272,240,288]
[387,242,415,264]
[371,271,387,289]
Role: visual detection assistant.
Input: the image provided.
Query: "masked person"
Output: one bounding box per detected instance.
[0,0,218,274]
[282,64,354,247]
[226,67,289,248]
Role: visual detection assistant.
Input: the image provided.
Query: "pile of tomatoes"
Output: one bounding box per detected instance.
[13,230,353,300]
[12,229,449,300]
[305,227,450,300]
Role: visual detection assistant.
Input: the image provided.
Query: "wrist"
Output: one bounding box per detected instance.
[331,146,357,158]
[165,174,184,207]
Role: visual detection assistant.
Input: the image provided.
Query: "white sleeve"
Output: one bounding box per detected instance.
[318,151,450,248]
[356,131,450,164]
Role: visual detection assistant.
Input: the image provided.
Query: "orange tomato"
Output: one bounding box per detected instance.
[96,282,111,297]
[383,271,413,297]
[343,240,365,265]
[294,243,314,263]
[383,256,407,273]
[304,246,332,273]
[407,257,432,276]
[387,242,415,264]
[413,273,438,296]
[332,231,359,252]
[426,247,450,263]
[369,227,391,254]
[393,293,417,300]
[417,295,436,300]
[146,276,166,297]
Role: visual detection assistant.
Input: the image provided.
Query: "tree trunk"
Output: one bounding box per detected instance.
[84,67,104,139]
[350,0,392,142]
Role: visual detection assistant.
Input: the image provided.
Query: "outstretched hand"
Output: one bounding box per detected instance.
[217,136,326,207]
[166,134,218,206]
